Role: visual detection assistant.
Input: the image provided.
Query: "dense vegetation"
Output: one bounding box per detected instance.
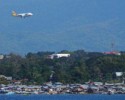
[0,50,125,85]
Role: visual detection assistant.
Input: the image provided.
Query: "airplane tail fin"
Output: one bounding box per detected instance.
[12,11,17,16]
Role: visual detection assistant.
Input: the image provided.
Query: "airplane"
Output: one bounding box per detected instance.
[12,11,33,18]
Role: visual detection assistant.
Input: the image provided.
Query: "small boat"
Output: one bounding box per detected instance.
[5,91,15,95]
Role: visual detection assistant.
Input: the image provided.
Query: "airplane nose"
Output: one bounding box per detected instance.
[28,13,33,15]
[30,13,33,16]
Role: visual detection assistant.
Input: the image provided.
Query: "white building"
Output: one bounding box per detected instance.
[0,75,12,81]
[48,53,70,59]
[0,55,4,59]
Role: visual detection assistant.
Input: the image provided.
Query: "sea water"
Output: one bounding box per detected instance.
[0,94,125,100]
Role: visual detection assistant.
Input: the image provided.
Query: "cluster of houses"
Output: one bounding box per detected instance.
[0,79,125,95]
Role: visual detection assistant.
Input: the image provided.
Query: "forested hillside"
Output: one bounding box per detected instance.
[0,50,125,84]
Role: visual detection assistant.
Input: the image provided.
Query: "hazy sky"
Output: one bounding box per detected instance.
[0,0,125,54]
[1,0,125,21]
[1,0,125,31]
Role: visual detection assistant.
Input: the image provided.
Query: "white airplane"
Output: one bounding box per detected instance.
[12,11,33,18]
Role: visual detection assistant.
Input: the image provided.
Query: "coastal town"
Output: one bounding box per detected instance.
[0,52,125,95]
[1,1,125,100]
[0,74,125,95]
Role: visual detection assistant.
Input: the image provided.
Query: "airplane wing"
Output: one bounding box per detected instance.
[17,14,27,18]
[17,14,23,18]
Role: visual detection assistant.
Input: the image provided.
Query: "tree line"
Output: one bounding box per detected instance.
[0,50,125,85]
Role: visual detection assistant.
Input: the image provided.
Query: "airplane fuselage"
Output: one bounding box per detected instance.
[12,11,33,18]
[17,13,33,18]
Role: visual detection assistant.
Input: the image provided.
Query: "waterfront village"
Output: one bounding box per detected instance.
[0,74,125,95]
[0,52,125,95]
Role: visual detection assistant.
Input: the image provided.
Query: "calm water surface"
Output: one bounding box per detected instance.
[0,94,125,100]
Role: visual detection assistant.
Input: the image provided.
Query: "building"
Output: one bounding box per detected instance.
[48,53,70,59]
[103,51,121,56]
[0,75,12,81]
[0,55,4,60]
